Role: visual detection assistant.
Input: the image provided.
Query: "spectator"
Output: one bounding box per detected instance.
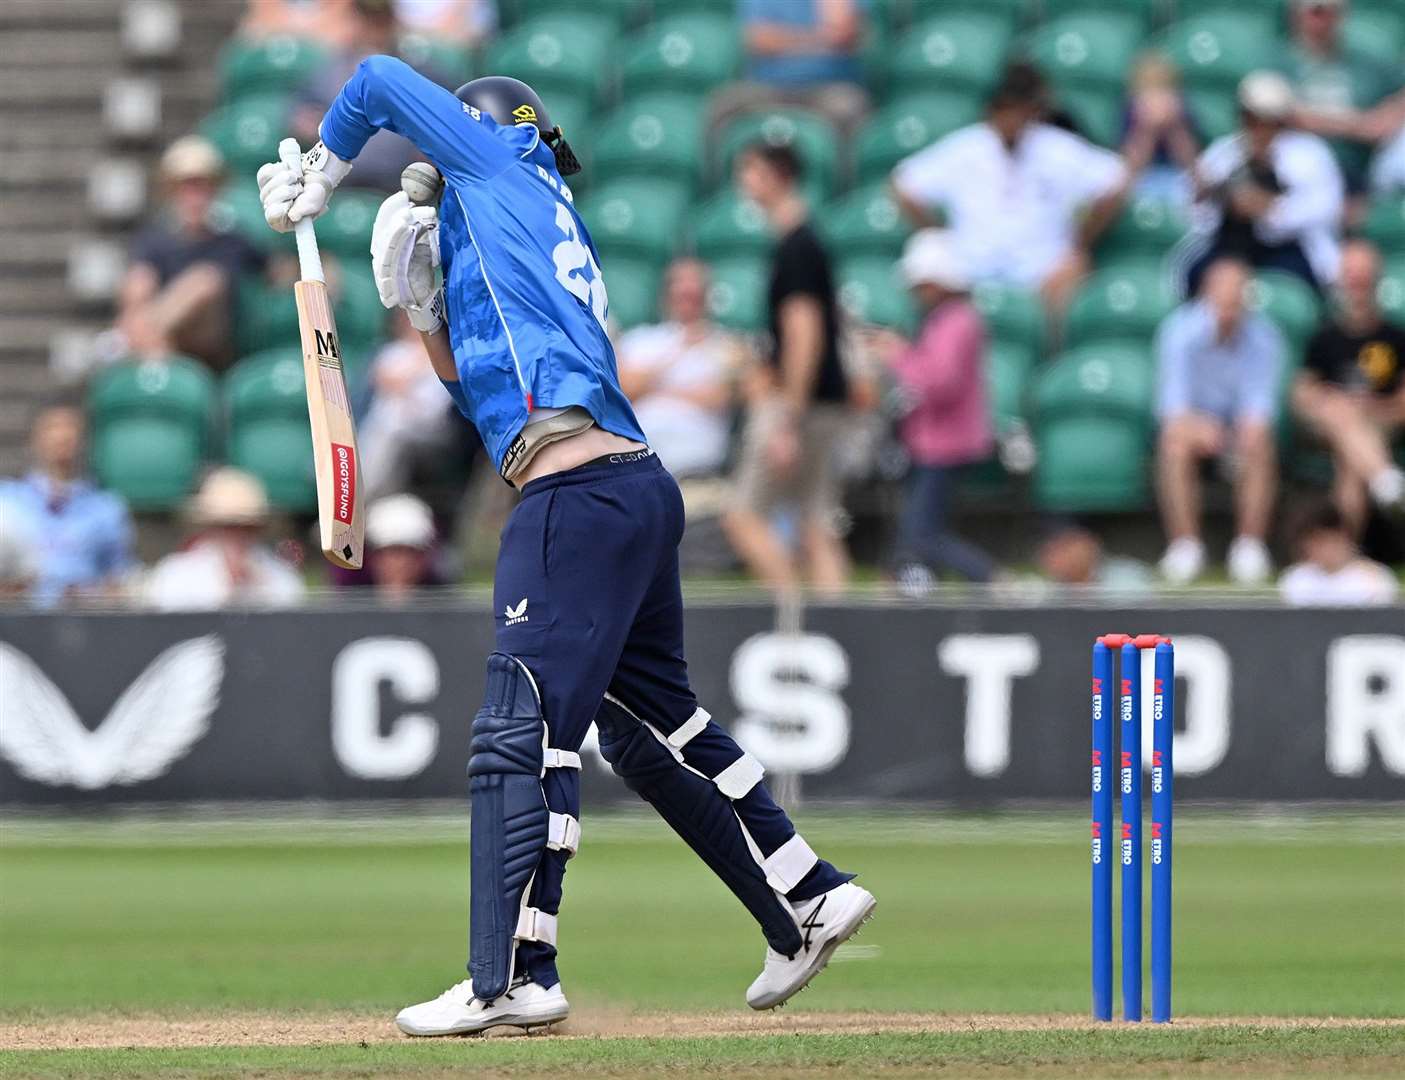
[875,230,998,594]
[113,136,266,372]
[1188,72,1344,293]
[892,61,1129,317]
[1120,52,1202,206]
[723,142,850,593]
[292,0,455,193]
[1275,0,1403,194]
[239,0,357,45]
[616,259,738,480]
[144,468,305,610]
[1155,258,1284,585]
[1374,123,1405,193]
[393,0,495,47]
[359,310,460,502]
[0,404,135,608]
[1279,500,1398,605]
[1036,522,1155,596]
[364,493,439,600]
[712,0,868,134]
[1292,239,1405,529]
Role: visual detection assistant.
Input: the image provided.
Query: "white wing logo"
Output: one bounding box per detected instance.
[0,636,224,789]
[505,599,528,619]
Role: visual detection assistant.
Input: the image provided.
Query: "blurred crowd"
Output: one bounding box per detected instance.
[3,0,1403,609]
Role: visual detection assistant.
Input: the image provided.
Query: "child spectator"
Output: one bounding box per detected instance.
[1279,500,1398,605]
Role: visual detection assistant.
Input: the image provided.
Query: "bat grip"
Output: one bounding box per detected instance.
[278,138,325,284]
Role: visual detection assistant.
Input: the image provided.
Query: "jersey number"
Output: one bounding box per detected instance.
[551,201,608,330]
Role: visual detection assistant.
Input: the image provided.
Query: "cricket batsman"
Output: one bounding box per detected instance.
[256,56,875,1037]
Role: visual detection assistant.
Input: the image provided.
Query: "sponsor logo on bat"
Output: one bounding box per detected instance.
[314,329,340,366]
[332,442,356,524]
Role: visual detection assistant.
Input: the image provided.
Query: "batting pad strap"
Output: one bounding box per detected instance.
[542,748,581,771]
[546,812,580,856]
[514,906,558,947]
[761,834,819,893]
[666,707,712,749]
[713,752,764,799]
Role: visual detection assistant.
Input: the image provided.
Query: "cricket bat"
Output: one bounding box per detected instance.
[279,138,364,569]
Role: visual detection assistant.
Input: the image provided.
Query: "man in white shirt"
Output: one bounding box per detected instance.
[890,61,1129,314]
[1188,71,1345,292]
[615,258,738,479]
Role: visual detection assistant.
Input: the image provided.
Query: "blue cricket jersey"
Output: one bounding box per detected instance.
[318,55,647,471]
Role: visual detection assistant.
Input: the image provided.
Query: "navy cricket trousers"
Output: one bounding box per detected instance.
[490,450,847,987]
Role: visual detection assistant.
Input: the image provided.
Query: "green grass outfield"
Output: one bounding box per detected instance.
[1,807,1401,1078]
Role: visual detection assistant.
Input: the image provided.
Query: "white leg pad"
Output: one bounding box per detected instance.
[761,834,819,893]
[714,752,764,799]
[514,906,558,947]
[666,707,711,748]
[547,812,580,856]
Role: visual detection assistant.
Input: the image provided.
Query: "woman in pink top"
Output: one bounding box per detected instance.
[879,230,999,591]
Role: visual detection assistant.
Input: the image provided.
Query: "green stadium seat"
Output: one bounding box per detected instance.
[690,190,772,261]
[907,0,1027,32]
[1248,270,1322,351]
[1363,196,1405,256]
[892,13,1015,97]
[1026,14,1146,93]
[315,190,382,262]
[88,358,216,510]
[396,34,474,84]
[225,348,317,512]
[1378,259,1405,320]
[502,0,648,31]
[620,14,740,97]
[1155,13,1281,90]
[1040,0,1156,21]
[592,95,706,190]
[578,177,690,266]
[210,182,293,255]
[235,275,300,357]
[962,339,1037,493]
[484,13,617,107]
[200,94,290,176]
[218,36,328,102]
[1174,0,1284,18]
[1183,85,1240,142]
[333,265,388,361]
[1065,262,1178,351]
[852,93,983,184]
[1032,345,1155,511]
[715,108,840,203]
[1097,196,1191,261]
[837,257,916,332]
[971,282,1045,354]
[1054,84,1124,148]
[819,183,911,258]
[1343,8,1405,65]
[602,256,664,330]
[705,256,768,332]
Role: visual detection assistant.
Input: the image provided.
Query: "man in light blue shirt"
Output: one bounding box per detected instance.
[1155,257,1284,585]
[0,404,135,607]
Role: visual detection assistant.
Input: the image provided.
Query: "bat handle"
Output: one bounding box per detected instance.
[278,138,325,284]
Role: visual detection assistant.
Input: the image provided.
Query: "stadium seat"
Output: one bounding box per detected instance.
[396,34,473,84]
[1182,85,1240,143]
[837,257,916,332]
[1053,85,1124,148]
[852,93,983,184]
[1065,262,1178,351]
[1040,0,1156,21]
[1026,14,1146,93]
[907,0,1027,33]
[235,275,300,358]
[1031,345,1155,511]
[210,182,293,255]
[592,95,706,190]
[217,36,327,102]
[332,265,388,362]
[1378,259,1405,320]
[603,255,663,331]
[690,190,772,261]
[705,256,769,332]
[89,357,216,510]
[971,282,1045,354]
[1097,196,1191,262]
[1174,0,1284,18]
[1248,271,1322,351]
[315,190,383,262]
[892,13,1016,97]
[1362,196,1405,256]
[484,13,617,108]
[1343,8,1405,64]
[224,348,317,512]
[619,14,741,97]
[715,108,840,203]
[200,94,290,176]
[502,0,647,31]
[1155,12,1281,91]
[963,339,1037,494]
[819,183,911,258]
[578,177,690,266]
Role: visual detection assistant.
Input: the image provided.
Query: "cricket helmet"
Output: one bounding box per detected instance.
[454,75,581,176]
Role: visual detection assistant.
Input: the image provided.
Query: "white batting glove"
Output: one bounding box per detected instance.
[255,140,352,233]
[407,288,445,335]
[370,190,441,309]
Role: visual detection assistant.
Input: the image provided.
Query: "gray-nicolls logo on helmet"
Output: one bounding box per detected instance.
[454,75,581,176]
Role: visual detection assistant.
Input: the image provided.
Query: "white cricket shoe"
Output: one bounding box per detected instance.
[395,975,568,1037]
[1226,536,1272,586]
[1158,537,1205,585]
[746,880,877,1010]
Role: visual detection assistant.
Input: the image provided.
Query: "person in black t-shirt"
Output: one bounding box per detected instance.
[722,141,850,591]
[1292,239,1405,528]
[114,136,267,372]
